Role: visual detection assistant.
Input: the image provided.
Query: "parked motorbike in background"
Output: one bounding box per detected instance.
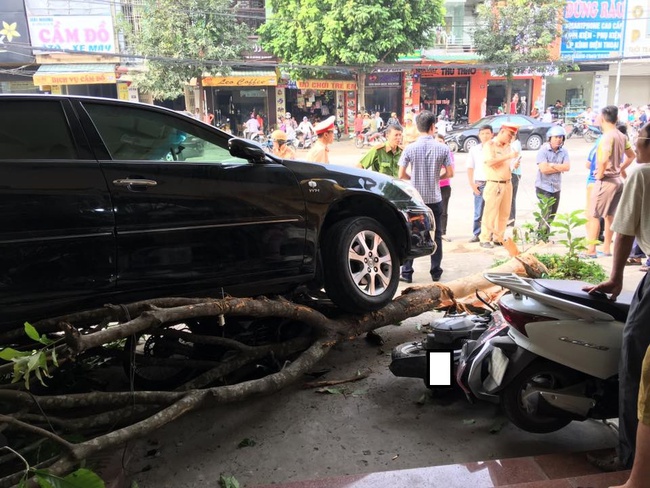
[334,120,344,141]
[457,273,631,433]
[295,130,316,149]
[355,127,387,149]
[584,125,602,143]
[565,117,587,139]
[216,118,232,134]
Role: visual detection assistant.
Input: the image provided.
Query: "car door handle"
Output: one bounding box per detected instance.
[112,178,158,187]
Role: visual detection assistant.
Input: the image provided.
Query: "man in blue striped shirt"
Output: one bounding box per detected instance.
[398,110,454,283]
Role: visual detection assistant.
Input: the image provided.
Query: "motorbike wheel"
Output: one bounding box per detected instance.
[565,125,574,139]
[355,136,364,149]
[322,217,399,312]
[500,359,576,433]
[584,130,598,144]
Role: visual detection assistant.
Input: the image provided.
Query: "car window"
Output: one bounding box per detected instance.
[0,100,78,160]
[82,102,247,164]
[509,116,530,126]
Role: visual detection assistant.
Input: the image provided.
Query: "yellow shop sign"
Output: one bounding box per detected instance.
[34,72,116,85]
[296,80,357,90]
[202,75,277,87]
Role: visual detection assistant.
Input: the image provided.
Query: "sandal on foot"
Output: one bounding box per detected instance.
[578,253,598,259]
[626,257,643,265]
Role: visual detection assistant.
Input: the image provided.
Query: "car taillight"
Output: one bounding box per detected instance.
[498,301,557,337]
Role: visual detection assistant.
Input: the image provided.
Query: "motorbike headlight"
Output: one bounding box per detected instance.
[392,179,427,206]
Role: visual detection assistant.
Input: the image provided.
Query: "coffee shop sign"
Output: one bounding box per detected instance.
[28,15,116,52]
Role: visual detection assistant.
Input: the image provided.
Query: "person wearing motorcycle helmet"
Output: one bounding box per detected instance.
[270,129,295,160]
[534,125,570,237]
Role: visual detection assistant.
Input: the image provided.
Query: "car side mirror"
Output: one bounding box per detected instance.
[229,137,266,163]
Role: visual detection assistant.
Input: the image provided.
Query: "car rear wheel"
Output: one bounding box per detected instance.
[526,134,543,151]
[463,137,479,152]
[322,217,400,313]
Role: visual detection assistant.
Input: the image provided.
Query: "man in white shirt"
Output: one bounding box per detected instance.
[435,115,447,136]
[298,116,314,145]
[375,112,384,131]
[467,124,494,242]
[244,113,260,138]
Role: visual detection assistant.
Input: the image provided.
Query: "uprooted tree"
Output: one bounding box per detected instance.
[0,252,548,487]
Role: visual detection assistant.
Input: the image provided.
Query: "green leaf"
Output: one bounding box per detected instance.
[51,348,59,367]
[219,475,240,488]
[34,468,105,488]
[237,438,256,448]
[316,387,344,395]
[24,322,41,342]
[0,348,31,361]
[489,420,507,434]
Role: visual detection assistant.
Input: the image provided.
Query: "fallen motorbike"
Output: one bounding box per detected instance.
[389,292,497,387]
[457,272,632,433]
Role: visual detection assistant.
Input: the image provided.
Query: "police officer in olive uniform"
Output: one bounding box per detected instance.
[356,124,403,177]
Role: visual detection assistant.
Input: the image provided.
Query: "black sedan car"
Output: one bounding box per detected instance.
[445,114,554,152]
[0,95,435,326]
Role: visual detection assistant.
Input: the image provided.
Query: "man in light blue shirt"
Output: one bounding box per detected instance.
[535,126,570,237]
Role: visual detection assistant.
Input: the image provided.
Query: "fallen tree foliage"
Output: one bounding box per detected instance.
[0,253,546,486]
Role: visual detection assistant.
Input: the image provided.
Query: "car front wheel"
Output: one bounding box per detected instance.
[322,217,400,312]
[463,137,479,152]
[526,134,543,150]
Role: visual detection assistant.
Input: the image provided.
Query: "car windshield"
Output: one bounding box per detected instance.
[471,115,532,130]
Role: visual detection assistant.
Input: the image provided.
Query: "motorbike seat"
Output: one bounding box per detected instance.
[531,279,632,322]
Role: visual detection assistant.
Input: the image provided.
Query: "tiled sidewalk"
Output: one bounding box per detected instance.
[251,450,630,488]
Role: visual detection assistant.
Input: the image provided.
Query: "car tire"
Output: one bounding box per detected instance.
[463,137,479,152]
[447,140,459,153]
[322,217,400,313]
[526,134,543,151]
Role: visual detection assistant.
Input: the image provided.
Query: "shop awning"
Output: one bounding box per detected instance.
[421,51,480,63]
[33,64,117,86]
[202,69,277,87]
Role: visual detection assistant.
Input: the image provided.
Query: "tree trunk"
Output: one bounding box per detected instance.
[504,67,513,115]
[357,70,366,112]
[197,76,205,118]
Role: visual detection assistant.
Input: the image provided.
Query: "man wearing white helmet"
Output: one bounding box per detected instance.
[535,125,570,238]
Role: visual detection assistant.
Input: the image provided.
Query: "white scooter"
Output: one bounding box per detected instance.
[456,272,632,434]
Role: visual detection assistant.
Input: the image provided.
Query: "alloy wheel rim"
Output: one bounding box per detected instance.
[347,229,392,296]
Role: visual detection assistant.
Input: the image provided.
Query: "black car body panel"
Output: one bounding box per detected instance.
[446,114,554,151]
[0,95,434,325]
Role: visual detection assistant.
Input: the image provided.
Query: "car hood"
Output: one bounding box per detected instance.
[281,159,425,206]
